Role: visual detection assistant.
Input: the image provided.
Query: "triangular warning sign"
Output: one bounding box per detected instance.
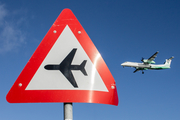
[6,9,119,106]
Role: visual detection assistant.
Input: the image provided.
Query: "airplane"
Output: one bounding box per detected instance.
[44,48,88,88]
[121,51,174,74]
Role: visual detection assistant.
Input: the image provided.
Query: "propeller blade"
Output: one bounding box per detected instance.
[141,57,144,62]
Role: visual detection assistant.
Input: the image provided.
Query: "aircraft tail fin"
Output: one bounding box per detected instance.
[80,60,88,76]
[164,56,174,67]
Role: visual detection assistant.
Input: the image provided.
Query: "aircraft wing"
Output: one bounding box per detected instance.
[147,51,159,62]
[59,48,78,88]
[133,69,139,73]
[63,69,78,88]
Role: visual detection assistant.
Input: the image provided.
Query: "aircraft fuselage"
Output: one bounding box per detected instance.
[121,62,170,70]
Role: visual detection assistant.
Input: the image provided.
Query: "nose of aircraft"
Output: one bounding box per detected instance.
[121,62,125,66]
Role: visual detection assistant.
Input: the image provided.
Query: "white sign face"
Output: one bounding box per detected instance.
[26,25,108,92]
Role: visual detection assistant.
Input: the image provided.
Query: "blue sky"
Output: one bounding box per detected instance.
[0,0,180,120]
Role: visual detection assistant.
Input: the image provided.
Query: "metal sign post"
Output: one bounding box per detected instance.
[64,103,73,120]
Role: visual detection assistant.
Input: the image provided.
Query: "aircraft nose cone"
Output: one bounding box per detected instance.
[121,63,125,66]
[44,65,53,70]
[44,65,60,70]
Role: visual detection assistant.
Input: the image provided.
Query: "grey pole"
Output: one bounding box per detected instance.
[64,103,73,120]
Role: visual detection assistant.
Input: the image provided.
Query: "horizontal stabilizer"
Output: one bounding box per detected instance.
[168,56,174,60]
[80,60,88,76]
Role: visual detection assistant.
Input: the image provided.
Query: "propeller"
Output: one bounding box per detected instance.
[141,57,144,62]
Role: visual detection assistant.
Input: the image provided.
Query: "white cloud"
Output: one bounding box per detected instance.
[0,3,26,54]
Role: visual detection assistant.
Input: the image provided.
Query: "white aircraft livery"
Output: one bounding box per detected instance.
[121,51,174,74]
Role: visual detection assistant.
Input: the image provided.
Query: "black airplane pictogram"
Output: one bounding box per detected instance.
[44,48,88,88]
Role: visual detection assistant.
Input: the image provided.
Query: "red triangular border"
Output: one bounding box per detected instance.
[6,8,118,106]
